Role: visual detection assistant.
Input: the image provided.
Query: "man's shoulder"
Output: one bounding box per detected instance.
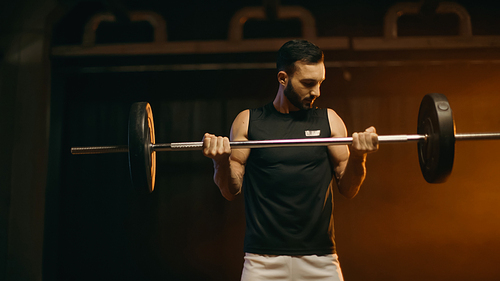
[247,102,274,119]
[234,109,250,121]
[324,108,347,137]
[307,106,331,118]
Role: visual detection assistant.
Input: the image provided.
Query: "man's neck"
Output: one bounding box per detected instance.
[273,86,298,114]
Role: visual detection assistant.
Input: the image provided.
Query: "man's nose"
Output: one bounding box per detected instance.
[311,85,321,97]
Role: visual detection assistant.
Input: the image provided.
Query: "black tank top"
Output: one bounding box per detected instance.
[243,102,336,255]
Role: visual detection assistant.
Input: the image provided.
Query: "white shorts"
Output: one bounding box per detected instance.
[241,253,344,281]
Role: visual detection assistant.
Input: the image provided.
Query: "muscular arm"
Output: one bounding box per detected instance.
[327,109,378,199]
[203,110,250,201]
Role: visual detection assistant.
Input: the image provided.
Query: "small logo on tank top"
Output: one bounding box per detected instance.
[305,130,321,137]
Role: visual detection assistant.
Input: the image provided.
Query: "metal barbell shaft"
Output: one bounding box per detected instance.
[71,145,129,155]
[153,134,427,151]
[150,132,500,151]
[71,135,424,154]
[70,132,500,155]
[455,132,500,141]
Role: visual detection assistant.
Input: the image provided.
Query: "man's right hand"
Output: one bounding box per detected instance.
[202,133,231,162]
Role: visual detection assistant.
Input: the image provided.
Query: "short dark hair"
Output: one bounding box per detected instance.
[276,39,324,74]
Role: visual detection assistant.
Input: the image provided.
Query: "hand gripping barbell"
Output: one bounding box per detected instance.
[71,93,500,193]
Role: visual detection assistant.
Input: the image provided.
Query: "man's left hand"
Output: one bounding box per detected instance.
[351,126,379,157]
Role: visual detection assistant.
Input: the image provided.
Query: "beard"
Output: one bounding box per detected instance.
[284,82,312,111]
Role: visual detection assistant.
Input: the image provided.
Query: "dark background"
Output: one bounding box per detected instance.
[2,0,500,280]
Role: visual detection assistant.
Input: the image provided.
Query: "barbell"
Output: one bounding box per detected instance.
[71,93,500,193]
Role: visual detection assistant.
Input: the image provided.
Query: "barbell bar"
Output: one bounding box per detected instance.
[71,134,427,154]
[70,93,500,193]
[71,133,500,153]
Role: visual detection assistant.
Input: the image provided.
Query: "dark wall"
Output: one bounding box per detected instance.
[49,69,274,280]
[0,0,57,280]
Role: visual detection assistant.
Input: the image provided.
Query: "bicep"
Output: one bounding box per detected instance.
[229,109,251,175]
[326,109,350,180]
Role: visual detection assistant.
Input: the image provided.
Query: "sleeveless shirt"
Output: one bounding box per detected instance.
[243,102,336,255]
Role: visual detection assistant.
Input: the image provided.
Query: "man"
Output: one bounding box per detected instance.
[202,39,378,281]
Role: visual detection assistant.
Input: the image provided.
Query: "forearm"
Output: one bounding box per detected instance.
[213,159,244,201]
[337,154,367,199]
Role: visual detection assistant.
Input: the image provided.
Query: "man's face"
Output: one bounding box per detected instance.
[284,61,325,111]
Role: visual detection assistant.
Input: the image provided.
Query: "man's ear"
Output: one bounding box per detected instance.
[277,71,288,86]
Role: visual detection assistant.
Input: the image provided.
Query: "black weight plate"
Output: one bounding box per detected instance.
[417,93,455,183]
[128,102,156,193]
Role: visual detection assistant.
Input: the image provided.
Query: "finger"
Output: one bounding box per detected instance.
[222,137,231,154]
[213,137,229,156]
[351,132,360,150]
[364,132,378,151]
[365,126,376,134]
[205,135,219,156]
[361,132,373,149]
[371,133,379,146]
[215,136,226,155]
[209,136,221,155]
[202,134,212,155]
[203,133,214,141]
[211,137,231,161]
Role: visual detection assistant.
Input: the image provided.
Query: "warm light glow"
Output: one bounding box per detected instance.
[147,103,156,192]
